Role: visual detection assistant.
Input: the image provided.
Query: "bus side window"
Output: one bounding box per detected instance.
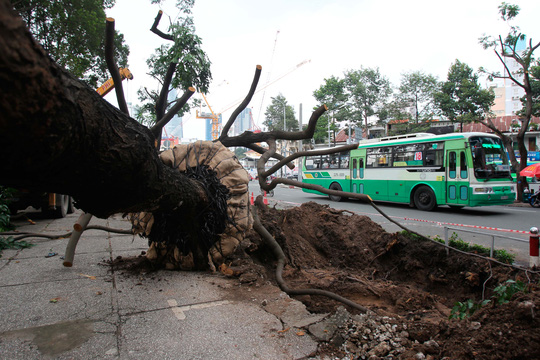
[340,153,349,169]
[460,151,468,179]
[449,152,457,179]
[425,150,435,166]
[359,159,364,179]
[352,159,357,179]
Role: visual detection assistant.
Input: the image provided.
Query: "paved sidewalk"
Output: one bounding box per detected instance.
[0,210,322,359]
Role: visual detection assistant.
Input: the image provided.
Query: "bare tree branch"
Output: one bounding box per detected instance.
[220,104,328,148]
[151,87,196,138]
[220,65,262,138]
[105,18,129,115]
[156,62,178,120]
[150,10,173,41]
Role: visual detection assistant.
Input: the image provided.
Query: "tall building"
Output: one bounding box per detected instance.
[164,88,183,138]
[232,108,253,136]
[204,113,222,140]
[488,38,527,117]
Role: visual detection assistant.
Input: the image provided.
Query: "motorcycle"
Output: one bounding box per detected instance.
[529,189,540,208]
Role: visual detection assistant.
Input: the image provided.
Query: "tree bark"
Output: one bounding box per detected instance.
[0,1,207,218]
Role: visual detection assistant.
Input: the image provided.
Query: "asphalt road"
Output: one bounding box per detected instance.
[250,181,538,266]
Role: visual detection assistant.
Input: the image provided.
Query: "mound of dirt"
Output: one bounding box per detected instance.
[237,202,540,359]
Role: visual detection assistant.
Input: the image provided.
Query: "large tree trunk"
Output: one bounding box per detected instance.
[0,0,207,219]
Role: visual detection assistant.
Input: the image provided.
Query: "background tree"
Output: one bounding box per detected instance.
[11,0,130,88]
[313,68,391,141]
[233,147,247,160]
[313,76,349,144]
[478,2,539,198]
[396,71,439,123]
[344,67,392,133]
[434,60,494,132]
[521,62,540,120]
[263,94,298,132]
[135,1,211,126]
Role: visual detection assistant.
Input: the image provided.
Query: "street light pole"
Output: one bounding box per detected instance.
[276,98,287,177]
[328,104,347,147]
[328,113,331,147]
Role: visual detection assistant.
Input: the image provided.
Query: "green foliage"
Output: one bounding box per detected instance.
[312,76,348,144]
[396,71,440,123]
[450,298,491,319]
[498,2,520,21]
[519,62,540,118]
[313,76,348,122]
[0,187,34,258]
[450,280,527,319]
[434,60,495,130]
[11,0,130,88]
[0,186,14,232]
[136,1,212,126]
[399,230,422,241]
[263,94,299,132]
[0,237,34,259]
[493,279,527,304]
[312,67,391,133]
[378,99,412,124]
[234,147,247,159]
[345,67,392,129]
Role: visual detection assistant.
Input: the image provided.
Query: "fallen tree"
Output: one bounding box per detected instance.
[0,1,331,267]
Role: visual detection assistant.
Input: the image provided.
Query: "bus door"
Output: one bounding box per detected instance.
[446,150,469,206]
[351,156,365,194]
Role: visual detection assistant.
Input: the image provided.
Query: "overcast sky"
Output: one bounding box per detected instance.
[105,0,540,139]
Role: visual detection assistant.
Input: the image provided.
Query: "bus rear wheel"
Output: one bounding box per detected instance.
[329,183,343,202]
[413,186,437,211]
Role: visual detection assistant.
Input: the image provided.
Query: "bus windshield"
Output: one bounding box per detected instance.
[469,136,511,179]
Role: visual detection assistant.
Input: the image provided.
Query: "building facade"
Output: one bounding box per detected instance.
[487,38,527,117]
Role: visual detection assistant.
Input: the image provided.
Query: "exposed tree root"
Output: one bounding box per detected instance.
[251,196,372,314]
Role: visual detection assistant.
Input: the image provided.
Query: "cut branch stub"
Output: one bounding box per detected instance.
[220,65,262,138]
[151,86,196,140]
[150,10,173,41]
[105,17,129,115]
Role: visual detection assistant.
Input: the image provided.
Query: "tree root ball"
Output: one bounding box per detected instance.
[130,141,252,270]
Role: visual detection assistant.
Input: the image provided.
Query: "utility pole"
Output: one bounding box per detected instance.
[328,113,332,147]
[299,103,303,181]
[275,98,286,177]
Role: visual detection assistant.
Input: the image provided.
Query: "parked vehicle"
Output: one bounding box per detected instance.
[286,171,299,181]
[8,190,75,218]
[529,189,540,208]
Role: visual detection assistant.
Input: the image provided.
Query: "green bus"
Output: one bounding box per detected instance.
[302,132,516,211]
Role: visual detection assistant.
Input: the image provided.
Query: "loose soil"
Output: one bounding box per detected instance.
[111,201,540,359]
[237,202,540,359]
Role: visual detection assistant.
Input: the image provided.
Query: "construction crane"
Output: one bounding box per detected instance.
[196,92,221,140]
[96,68,133,97]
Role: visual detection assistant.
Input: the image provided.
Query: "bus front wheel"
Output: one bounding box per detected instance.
[413,186,437,211]
[329,183,343,202]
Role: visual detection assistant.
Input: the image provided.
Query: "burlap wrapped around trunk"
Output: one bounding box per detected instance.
[130,141,252,269]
